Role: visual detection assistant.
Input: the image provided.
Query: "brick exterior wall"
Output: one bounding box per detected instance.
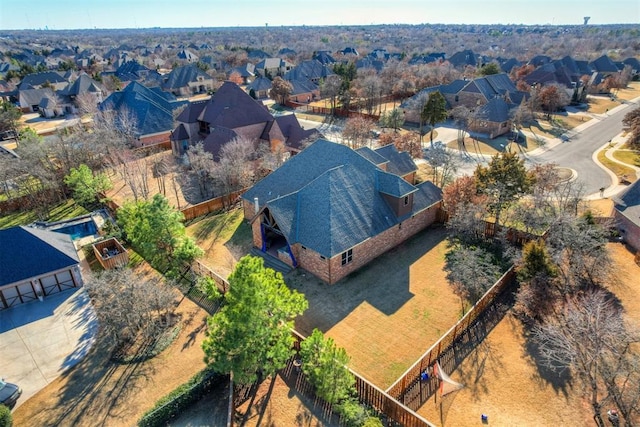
[615,211,640,252]
[251,201,442,284]
[138,131,171,148]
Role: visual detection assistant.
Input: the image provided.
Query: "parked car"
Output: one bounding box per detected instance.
[0,378,22,408]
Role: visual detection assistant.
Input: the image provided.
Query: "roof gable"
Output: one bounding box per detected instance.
[198,81,274,128]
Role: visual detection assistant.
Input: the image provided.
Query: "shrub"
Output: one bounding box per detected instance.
[138,369,223,427]
[0,405,12,427]
[336,398,368,427]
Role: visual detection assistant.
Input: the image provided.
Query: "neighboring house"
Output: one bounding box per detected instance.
[312,51,336,65]
[248,49,271,60]
[18,71,69,91]
[241,139,443,284]
[0,226,84,310]
[161,64,214,96]
[246,76,272,99]
[18,87,57,113]
[356,57,384,73]
[339,47,359,56]
[448,49,482,68]
[177,49,199,63]
[284,59,334,84]
[170,81,318,157]
[614,181,640,252]
[227,63,256,85]
[286,78,319,103]
[58,73,106,114]
[623,57,640,77]
[254,58,294,78]
[100,81,187,148]
[468,97,512,138]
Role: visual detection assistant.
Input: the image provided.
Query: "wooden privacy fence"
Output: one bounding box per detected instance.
[180,189,246,221]
[100,188,247,223]
[386,267,516,411]
[265,330,437,427]
[191,260,230,294]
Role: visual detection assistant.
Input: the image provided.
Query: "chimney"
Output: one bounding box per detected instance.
[254,197,259,215]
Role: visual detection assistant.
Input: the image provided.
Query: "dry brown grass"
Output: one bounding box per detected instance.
[12,297,209,427]
[287,226,460,389]
[587,95,619,114]
[614,81,640,102]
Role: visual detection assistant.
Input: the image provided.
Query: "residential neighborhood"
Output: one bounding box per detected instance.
[1,12,640,427]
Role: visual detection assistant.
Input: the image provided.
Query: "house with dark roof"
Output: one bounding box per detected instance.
[170,81,316,157]
[18,71,68,91]
[286,78,320,103]
[100,81,187,148]
[312,51,336,65]
[18,87,57,114]
[246,76,273,99]
[176,49,199,63]
[58,73,106,114]
[228,63,256,85]
[614,180,640,251]
[448,50,482,69]
[284,59,334,84]
[254,58,294,78]
[161,64,214,96]
[469,97,512,138]
[0,226,83,310]
[241,139,442,284]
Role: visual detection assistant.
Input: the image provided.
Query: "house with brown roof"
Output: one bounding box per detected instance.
[170,81,319,157]
[241,139,442,284]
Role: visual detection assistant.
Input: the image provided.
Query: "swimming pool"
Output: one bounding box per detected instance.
[49,218,98,240]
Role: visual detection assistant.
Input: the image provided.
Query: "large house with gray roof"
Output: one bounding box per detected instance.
[100,81,187,148]
[0,226,83,310]
[241,139,443,284]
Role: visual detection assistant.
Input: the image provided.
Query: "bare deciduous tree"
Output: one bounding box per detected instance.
[85,268,178,347]
[533,289,640,427]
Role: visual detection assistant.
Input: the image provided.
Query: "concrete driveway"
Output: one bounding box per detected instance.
[0,288,97,409]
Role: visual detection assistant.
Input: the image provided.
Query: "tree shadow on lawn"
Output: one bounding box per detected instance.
[19,335,156,427]
[285,225,448,335]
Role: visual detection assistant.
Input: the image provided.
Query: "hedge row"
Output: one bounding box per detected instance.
[137,368,226,427]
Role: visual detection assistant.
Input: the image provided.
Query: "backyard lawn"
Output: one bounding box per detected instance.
[287,226,460,389]
[0,199,89,229]
[418,241,640,427]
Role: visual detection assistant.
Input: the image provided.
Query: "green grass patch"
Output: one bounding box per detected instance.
[0,199,90,229]
[127,250,144,268]
[187,208,250,249]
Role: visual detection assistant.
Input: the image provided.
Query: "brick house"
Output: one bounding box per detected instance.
[170,81,319,157]
[614,180,640,251]
[100,81,187,148]
[241,139,443,284]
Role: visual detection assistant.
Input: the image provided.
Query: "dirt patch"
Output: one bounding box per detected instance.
[12,295,209,427]
[105,150,207,210]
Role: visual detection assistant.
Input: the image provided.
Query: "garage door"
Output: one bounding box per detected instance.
[0,282,38,309]
[40,270,75,296]
[0,269,78,310]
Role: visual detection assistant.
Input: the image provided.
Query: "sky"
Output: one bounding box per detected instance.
[1,0,638,30]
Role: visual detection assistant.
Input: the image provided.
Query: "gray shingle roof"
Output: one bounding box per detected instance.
[614,180,640,228]
[197,81,273,128]
[246,76,272,92]
[243,139,441,258]
[590,55,619,73]
[100,82,184,137]
[477,97,510,123]
[274,114,320,149]
[18,71,67,90]
[162,64,211,90]
[0,226,79,287]
[284,59,334,81]
[355,146,388,166]
[374,144,418,177]
[60,73,104,96]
